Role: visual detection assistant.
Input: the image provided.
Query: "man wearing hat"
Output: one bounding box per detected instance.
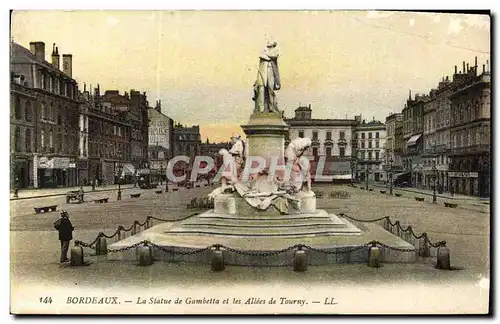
[53,211,75,263]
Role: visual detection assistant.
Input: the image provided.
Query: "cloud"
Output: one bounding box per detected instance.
[447,17,463,34]
[106,16,119,26]
[366,11,394,19]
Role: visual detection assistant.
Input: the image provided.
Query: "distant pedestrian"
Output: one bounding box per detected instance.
[53,211,74,263]
[78,186,85,202]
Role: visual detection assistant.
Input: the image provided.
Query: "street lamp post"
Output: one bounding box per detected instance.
[350,160,355,186]
[389,157,394,195]
[13,176,19,198]
[117,160,123,201]
[365,164,369,190]
[432,159,437,203]
[159,165,164,186]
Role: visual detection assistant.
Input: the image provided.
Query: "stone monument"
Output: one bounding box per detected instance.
[108,40,415,266]
[242,40,289,167]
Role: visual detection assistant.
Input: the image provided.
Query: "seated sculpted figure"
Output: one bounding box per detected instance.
[208,148,237,200]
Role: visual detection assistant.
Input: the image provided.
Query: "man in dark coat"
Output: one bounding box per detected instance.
[54,211,74,263]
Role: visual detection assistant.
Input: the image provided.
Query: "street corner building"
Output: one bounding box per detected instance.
[10,40,150,189]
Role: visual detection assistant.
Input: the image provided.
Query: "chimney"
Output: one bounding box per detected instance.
[483,64,485,74]
[486,60,489,72]
[409,90,412,100]
[463,61,466,73]
[29,41,45,61]
[475,56,478,69]
[454,65,457,75]
[62,54,73,77]
[51,44,60,69]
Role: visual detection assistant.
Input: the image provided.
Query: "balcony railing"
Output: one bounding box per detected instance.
[447,144,490,156]
[337,138,347,146]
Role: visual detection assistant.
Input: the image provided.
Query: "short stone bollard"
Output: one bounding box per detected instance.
[383,218,390,231]
[419,234,430,257]
[436,246,451,270]
[95,236,108,255]
[132,221,138,235]
[211,247,225,272]
[70,242,85,266]
[368,246,381,268]
[293,248,308,272]
[394,221,401,237]
[117,226,123,241]
[137,245,153,266]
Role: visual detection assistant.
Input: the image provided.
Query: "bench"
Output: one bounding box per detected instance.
[314,191,324,198]
[444,202,458,208]
[94,198,109,204]
[155,190,163,194]
[395,193,402,197]
[415,197,425,202]
[34,205,58,214]
[131,193,141,198]
[329,191,351,199]
[380,190,386,194]
[66,191,84,204]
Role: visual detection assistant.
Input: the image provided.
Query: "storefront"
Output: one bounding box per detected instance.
[36,156,77,188]
[77,159,89,185]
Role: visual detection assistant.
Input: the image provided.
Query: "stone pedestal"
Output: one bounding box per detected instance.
[241,112,289,172]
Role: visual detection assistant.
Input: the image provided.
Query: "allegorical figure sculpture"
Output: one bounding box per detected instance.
[252,40,281,113]
[229,134,245,178]
[285,137,313,193]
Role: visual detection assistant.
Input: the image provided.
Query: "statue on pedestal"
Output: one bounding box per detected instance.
[229,134,245,178]
[252,40,281,113]
[285,137,313,193]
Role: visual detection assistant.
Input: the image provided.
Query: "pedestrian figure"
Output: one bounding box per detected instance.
[78,186,85,202]
[53,210,74,263]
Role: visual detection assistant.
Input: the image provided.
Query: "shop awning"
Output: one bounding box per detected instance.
[121,163,135,176]
[406,134,422,147]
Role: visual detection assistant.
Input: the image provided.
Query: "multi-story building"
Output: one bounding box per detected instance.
[84,86,149,185]
[402,91,427,187]
[77,86,90,184]
[200,140,231,157]
[385,113,403,170]
[10,41,80,188]
[354,119,386,182]
[285,105,358,182]
[172,123,202,157]
[448,59,491,197]
[148,100,174,174]
[421,89,438,190]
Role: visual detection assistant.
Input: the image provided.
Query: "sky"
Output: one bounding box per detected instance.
[10,10,490,142]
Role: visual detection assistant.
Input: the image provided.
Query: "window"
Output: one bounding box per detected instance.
[83,137,87,156]
[298,130,304,138]
[326,147,332,156]
[361,133,365,139]
[375,151,380,160]
[57,115,62,125]
[312,131,318,140]
[368,151,372,160]
[312,147,318,157]
[375,141,379,148]
[339,147,345,157]
[375,132,379,139]
[25,101,32,122]
[25,128,31,152]
[58,132,62,152]
[49,131,53,148]
[368,132,373,139]
[361,141,365,149]
[14,127,21,151]
[326,131,332,140]
[41,130,45,148]
[339,131,345,140]
[368,141,372,148]
[14,96,22,119]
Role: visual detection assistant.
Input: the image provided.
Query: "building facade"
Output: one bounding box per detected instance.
[10,41,80,188]
[148,101,174,173]
[285,105,358,182]
[354,119,387,182]
[385,113,403,171]
[172,124,202,157]
[448,59,491,197]
[402,92,427,187]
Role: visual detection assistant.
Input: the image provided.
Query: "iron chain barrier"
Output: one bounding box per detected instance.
[337,213,446,248]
